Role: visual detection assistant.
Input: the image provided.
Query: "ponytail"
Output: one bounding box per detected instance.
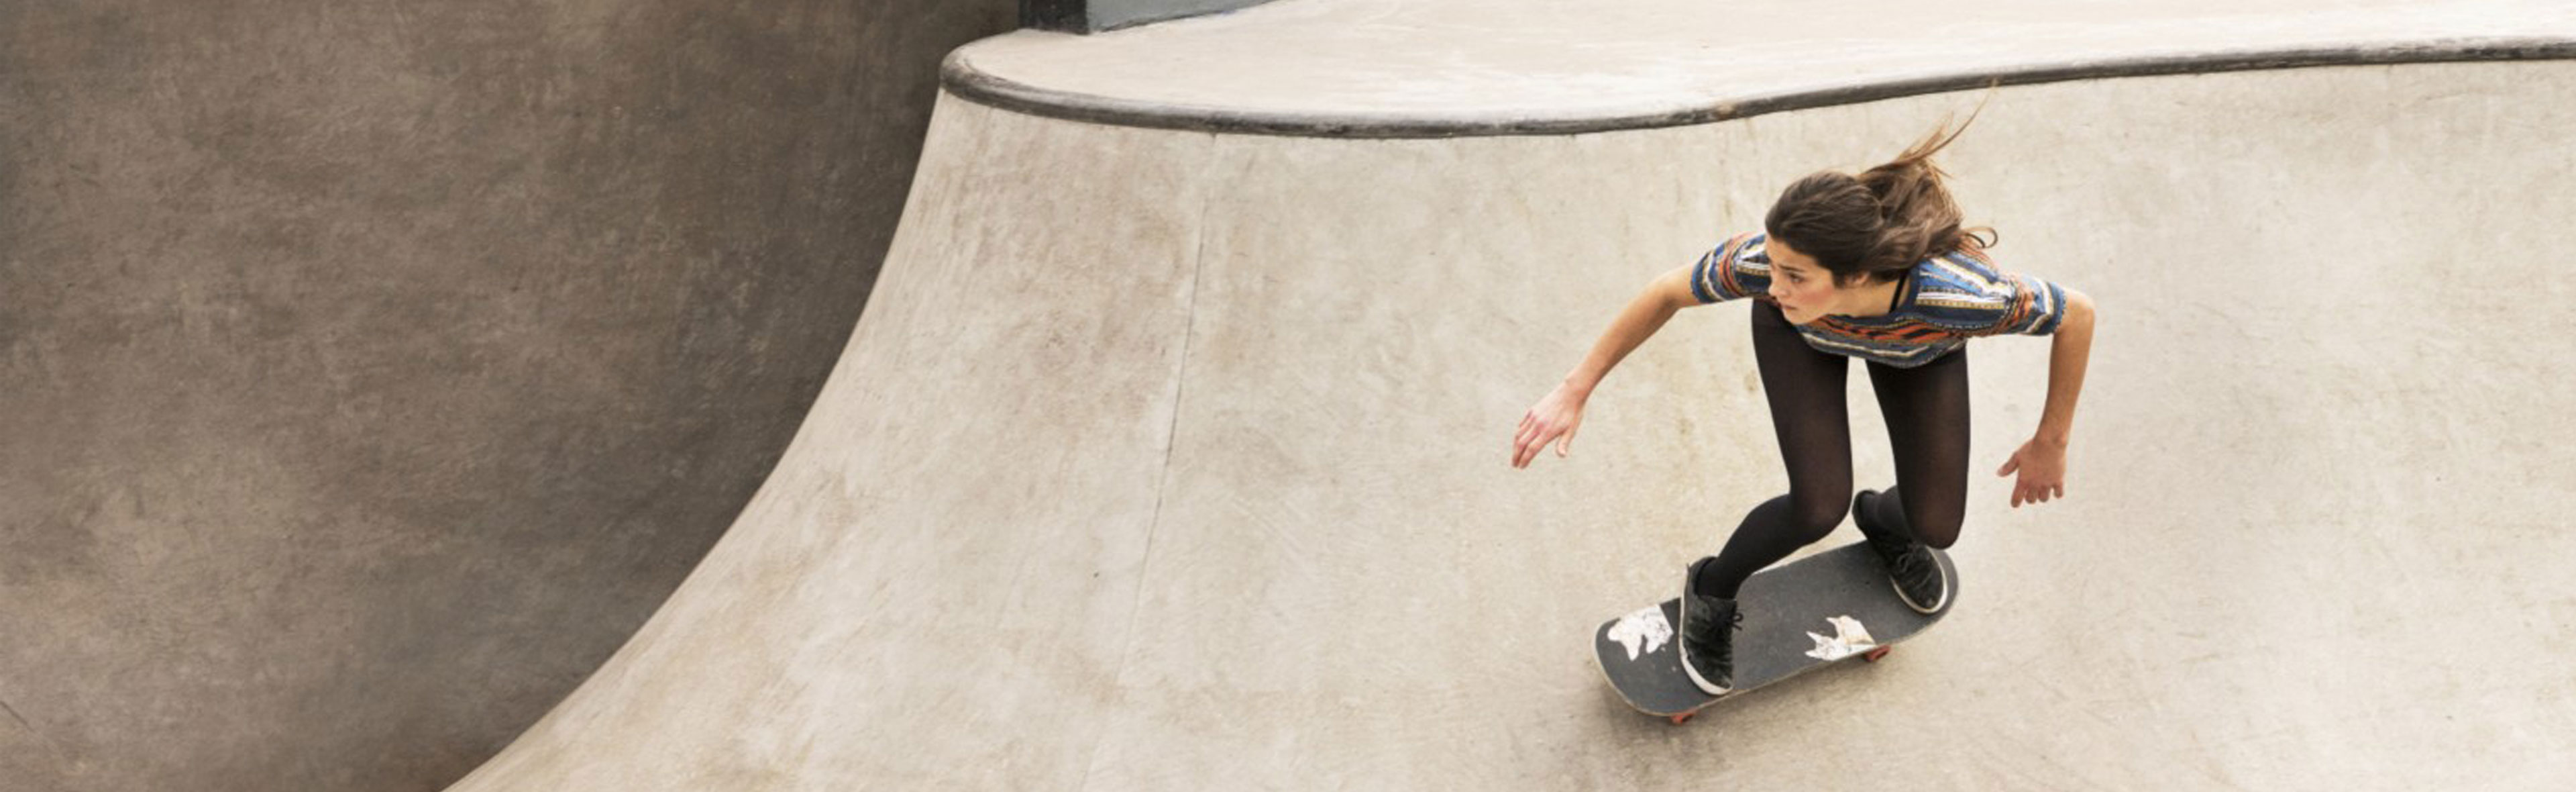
[1765,87,1999,285]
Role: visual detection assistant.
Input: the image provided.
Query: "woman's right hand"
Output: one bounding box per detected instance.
[1513,264,1690,469]
[1511,383,1588,468]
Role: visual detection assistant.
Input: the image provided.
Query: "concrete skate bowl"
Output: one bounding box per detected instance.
[446,47,2576,791]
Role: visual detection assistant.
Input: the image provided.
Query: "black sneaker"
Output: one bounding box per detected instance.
[1678,557,1743,695]
[1852,489,1949,614]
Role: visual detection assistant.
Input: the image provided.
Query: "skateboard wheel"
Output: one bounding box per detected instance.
[1670,713,1693,726]
[1863,646,1893,662]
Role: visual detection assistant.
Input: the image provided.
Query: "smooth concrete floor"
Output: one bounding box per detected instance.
[445,3,2576,789]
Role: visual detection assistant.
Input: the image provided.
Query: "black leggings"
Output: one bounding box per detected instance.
[1697,300,1971,599]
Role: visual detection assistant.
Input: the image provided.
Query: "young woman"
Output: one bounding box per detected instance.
[1509,113,2096,695]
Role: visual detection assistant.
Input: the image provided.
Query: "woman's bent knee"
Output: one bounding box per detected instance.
[1792,497,1849,545]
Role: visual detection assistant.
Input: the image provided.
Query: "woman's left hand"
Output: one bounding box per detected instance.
[1995,438,2068,508]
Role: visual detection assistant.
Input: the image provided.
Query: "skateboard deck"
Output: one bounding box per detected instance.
[1594,541,1955,724]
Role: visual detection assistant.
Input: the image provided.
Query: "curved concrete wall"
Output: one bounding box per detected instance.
[0,2,1014,791]
[443,60,2576,789]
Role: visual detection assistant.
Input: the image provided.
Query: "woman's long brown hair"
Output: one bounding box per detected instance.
[1764,87,1999,285]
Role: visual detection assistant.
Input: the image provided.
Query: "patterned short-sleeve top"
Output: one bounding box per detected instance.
[1690,232,2071,368]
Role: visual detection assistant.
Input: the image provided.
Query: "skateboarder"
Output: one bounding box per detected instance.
[1510,107,2098,695]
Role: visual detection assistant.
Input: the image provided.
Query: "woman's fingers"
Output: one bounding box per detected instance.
[1513,415,1546,457]
[1518,420,1569,467]
[1511,393,1582,468]
[1513,424,1550,468]
[2006,480,2066,507]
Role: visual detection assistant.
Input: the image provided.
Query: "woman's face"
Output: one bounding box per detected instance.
[1762,236,1851,324]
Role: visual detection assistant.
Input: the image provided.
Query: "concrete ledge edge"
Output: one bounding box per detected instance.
[940,37,2576,138]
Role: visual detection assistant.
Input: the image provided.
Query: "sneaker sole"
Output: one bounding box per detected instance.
[1890,560,1951,615]
[1858,490,1951,615]
[1678,560,1733,696]
[1682,653,1733,697]
[1678,614,1733,696]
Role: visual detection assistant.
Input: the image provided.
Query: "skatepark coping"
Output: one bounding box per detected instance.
[943,0,2576,137]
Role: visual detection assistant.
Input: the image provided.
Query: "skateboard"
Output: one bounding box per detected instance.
[1594,540,1956,724]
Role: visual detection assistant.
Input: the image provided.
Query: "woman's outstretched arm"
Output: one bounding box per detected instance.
[1997,289,2096,506]
[1512,265,1703,468]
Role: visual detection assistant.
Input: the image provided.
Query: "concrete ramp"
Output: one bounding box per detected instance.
[449,2,2576,788]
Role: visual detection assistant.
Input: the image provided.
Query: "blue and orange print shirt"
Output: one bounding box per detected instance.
[1689,232,2072,368]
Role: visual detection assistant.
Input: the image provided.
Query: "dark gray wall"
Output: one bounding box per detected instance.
[1026,0,1271,32]
[1092,0,1265,30]
[0,1,1016,791]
